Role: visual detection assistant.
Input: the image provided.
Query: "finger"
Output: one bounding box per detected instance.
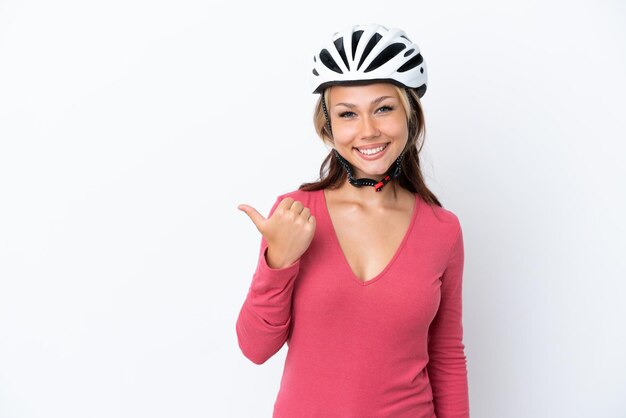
[278,197,295,211]
[237,204,266,231]
[290,200,304,214]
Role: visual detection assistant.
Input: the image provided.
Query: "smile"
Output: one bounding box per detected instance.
[355,143,389,156]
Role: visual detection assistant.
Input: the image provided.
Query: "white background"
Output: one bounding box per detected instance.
[1,1,625,417]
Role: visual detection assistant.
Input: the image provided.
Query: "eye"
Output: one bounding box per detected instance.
[376,105,394,113]
[338,111,356,118]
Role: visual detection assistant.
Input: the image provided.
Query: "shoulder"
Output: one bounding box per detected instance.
[426,201,461,227]
[417,195,462,242]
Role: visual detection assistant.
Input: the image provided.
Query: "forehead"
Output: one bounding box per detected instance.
[328,83,400,105]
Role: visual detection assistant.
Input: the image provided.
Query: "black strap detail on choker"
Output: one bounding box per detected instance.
[333,148,404,192]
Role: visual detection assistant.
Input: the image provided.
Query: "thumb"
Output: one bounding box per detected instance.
[237,204,266,232]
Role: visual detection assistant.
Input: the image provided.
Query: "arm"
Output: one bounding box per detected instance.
[235,196,301,365]
[427,223,470,417]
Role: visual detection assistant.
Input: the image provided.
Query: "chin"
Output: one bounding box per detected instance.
[353,166,390,178]
[351,156,397,177]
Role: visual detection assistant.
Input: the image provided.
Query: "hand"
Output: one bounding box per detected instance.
[238,197,316,269]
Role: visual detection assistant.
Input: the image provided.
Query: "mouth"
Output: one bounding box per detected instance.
[353,143,390,157]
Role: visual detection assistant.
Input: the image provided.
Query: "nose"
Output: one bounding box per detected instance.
[360,114,380,139]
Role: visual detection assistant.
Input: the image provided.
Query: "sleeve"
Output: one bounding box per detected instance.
[235,195,301,365]
[426,222,470,417]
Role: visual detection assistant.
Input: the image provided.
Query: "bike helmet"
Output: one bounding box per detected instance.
[311,23,428,192]
[311,23,428,97]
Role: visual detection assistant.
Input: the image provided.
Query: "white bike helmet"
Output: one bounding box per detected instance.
[311,23,428,98]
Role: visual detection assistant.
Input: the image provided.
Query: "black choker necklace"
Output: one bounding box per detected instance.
[332,148,404,192]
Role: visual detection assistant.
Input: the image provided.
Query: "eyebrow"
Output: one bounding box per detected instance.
[334,95,395,109]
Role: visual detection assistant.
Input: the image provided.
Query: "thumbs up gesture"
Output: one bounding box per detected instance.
[238,197,316,269]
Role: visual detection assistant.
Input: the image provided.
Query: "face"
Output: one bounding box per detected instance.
[328,83,409,180]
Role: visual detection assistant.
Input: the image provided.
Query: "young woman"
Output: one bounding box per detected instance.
[236,23,470,418]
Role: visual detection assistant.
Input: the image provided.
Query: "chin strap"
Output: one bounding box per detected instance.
[321,91,405,192]
[332,148,404,192]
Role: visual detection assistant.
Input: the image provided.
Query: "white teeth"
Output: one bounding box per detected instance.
[357,144,387,155]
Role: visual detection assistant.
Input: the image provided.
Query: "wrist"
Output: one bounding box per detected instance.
[265,246,291,269]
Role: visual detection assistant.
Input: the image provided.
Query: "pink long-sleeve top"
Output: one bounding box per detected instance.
[236,188,469,418]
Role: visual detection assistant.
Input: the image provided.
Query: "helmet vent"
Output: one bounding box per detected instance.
[397,53,423,73]
[351,30,364,60]
[312,68,319,76]
[357,32,383,71]
[364,43,406,73]
[333,38,350,70]
[403,48,415,57]
[320,48,343,74]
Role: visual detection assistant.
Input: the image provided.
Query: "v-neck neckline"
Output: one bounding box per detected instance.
[320,188,420,286]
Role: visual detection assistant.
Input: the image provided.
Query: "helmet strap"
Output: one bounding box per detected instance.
[332,148,405,192]
[321,92,333,137]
